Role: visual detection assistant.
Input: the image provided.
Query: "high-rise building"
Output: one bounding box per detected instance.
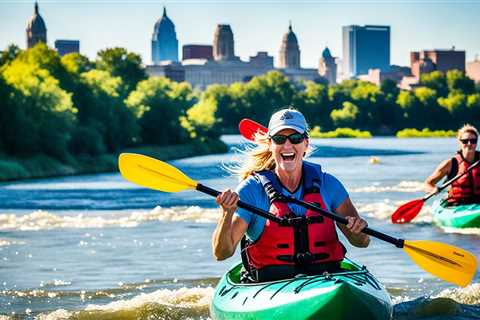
[26,1,47,48]
[183,45,213,60]
[411,48,465,79]
[151,7,179,64]
[55,40,80,56]
[342,25,390,77]
[279,23,300,69]
[213,25,236,61]
[318,47,337,84]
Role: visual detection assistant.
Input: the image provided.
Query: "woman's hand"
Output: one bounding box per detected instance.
[215,189,239,215]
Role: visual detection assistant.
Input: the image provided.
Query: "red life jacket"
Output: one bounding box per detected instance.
[242,162,345,282]
[448,151,480,204]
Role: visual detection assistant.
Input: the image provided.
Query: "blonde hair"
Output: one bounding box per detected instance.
[229,131,313,181]
[457,124,479,139]
[230,132,276,180]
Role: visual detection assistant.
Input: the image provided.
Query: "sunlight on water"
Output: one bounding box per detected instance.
[351,181,425,193]
[0,206,221,231]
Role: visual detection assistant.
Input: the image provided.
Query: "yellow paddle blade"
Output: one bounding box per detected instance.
[403,240,478,287]
[118,153,197,192]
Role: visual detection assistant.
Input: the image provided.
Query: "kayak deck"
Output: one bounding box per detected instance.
[210,259,393,320]
[432,200,480,228]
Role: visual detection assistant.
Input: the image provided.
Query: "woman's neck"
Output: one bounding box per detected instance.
[275,167,302,193]
[462,149,476,162]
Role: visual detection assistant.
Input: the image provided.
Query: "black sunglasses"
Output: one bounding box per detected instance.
[460,138,478,145]
[270,133,306,145]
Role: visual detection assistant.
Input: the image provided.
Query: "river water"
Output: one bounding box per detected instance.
[0,136,479,319]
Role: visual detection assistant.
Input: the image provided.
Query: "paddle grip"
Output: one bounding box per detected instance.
[288,198,405,248]
[196,184,283,223]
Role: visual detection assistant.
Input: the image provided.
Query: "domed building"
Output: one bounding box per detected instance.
[26,1,47,48]
[151,7,179,64]
[279,23,300,69]
[318,47,337,84]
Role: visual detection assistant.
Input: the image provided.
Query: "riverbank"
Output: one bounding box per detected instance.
[0,139,228,182]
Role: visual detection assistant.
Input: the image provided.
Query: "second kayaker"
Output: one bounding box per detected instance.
[424,124,480,205]
[212,108,370,282]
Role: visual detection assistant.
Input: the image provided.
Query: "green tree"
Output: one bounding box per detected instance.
[96,47,147,96]
[61,53,94,74]
[126,77,194,145]
[421,71,448,97]
[2,58,76,158]
[81,69,138,152]
[294,81,331,130]
[330,101,359,127]
[241,71,296,125]
[0,44,21,67]
[446,70,475,94]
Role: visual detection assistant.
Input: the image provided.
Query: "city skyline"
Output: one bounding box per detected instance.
[1,1,480,68]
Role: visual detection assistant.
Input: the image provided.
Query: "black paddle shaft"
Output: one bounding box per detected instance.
[196,184,283,223]
[197,184,405,248]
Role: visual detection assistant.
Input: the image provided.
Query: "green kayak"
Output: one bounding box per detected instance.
[432,200,480,228]
[210,258,393,320]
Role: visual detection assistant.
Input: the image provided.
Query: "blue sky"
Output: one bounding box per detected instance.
[1,0,479,68]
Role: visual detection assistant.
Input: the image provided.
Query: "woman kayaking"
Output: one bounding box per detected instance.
[424,124,480,205]
[212,108,370,282]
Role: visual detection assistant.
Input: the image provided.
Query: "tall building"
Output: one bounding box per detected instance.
[151,7,179,64]
[183,45,213,60]
[55,40,80,56]
[213,25,237,61]
[279,23,300,69]
[318,47,337,84]
[147,20,323,89]
[342,25,390,77]
[411,48,465,79]
[26,1,47,48]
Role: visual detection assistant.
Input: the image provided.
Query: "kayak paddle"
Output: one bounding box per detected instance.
[239,118,267,142]
[391,159,480,224]
[118,153,478,287]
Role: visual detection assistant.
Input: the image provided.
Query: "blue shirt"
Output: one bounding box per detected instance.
[235,167,348,242]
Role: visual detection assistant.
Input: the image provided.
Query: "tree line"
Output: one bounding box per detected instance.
[1,43,479,163]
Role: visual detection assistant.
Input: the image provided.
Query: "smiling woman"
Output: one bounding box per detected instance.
[424,124,480,205]
[211,107,370,284]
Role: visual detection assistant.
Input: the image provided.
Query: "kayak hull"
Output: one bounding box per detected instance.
[210,258,392,320]
[432,200,480,228]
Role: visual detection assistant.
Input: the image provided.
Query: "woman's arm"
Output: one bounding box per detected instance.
[335,197,370,248]
[212,189,248,260]
[424,159,452,194]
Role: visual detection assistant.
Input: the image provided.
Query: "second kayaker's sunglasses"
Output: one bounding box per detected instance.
[270,133,307,145]
[460,138,478,145]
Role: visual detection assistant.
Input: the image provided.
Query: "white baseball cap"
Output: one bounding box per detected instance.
[268,108,307,136]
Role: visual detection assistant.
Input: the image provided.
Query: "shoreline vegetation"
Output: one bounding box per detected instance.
[0,139,227,182]
[1,43,478,181]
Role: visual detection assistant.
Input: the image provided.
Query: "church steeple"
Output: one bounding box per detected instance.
[163,6,167,17]
[26,1,47,48]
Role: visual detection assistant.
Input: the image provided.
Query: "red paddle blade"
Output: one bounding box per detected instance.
[391,199,425,224]
[238,118,268,141]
